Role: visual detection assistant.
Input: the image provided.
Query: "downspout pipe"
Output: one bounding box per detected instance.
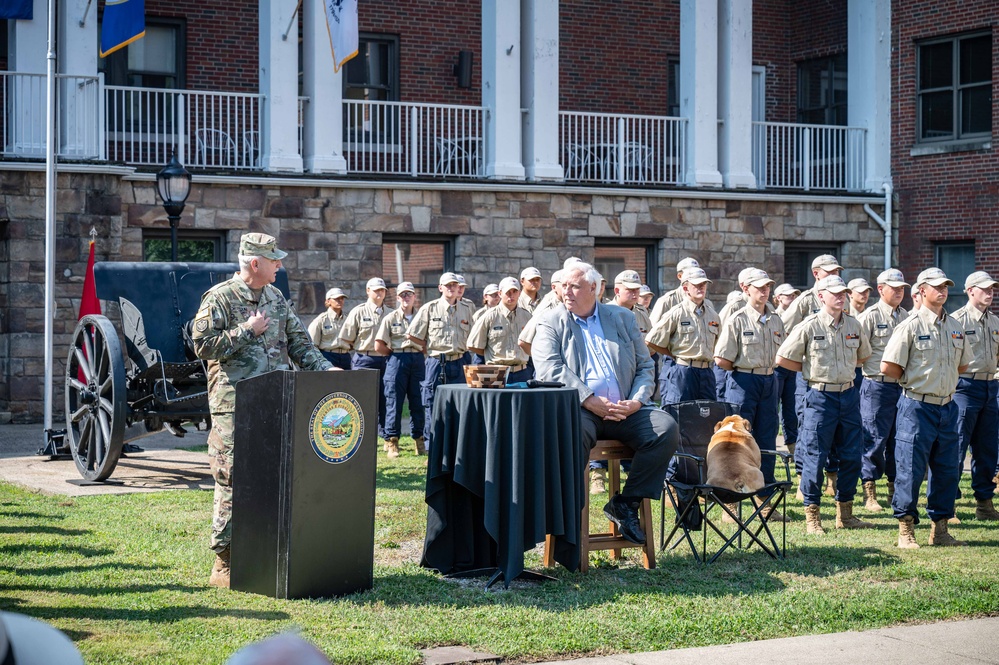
[864,182,893,270]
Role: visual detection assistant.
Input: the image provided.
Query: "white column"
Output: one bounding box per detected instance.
[259,0,304,172]
[680,0,722,187]
[7,0,48,154]
[8,0,46,73]
[59,0,100,158]
[717,0,755,189]
[520,0,563,181]
[848,0,891,192]
[301,0,348,173]
[482,0,525,180]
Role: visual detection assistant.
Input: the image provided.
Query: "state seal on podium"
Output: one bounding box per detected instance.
[309,392,365,464]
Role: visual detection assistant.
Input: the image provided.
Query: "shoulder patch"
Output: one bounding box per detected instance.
[195,318,209,333]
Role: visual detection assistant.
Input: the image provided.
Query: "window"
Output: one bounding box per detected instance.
[593,241,657,303]
[667,58,680,118]
[382,235,454,308]
[784,242,841,291]
[918,33,992,143]
[343,34,400,144]
[143,230,224,263]
[935,242,975,313]
[797,54,847,126]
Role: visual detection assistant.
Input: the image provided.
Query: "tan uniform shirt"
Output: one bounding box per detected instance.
[473,305,492,322]
[518,292,541,314]
[777,310,871,386]
[857,299,908,377]
[467,305,531,366]
[338,301,387,353]
[375,307,421,353]
[519,298,563,346]
[632,304,653,334]
[715,303,785,371]
[650,287,716,325]
[882,306,973,398]
[780,288,821,332]
[407,297,475,357]
[646,297,720,363]
[952,303,999,376]
[717,292,749,327]
[307,308,350,352]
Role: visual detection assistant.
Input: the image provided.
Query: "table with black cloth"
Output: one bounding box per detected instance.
[421,385,584,586]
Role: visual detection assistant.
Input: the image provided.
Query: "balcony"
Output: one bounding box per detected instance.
[0,72,868,193]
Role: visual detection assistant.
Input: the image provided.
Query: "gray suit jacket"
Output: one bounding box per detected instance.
[532,302,656,405]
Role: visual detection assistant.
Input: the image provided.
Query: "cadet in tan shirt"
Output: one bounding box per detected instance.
[468,276,534,383]
[776,275,872,535]
[881,268,973,548]
[473,283,501,322]
[647,267,718,404]
[340,277,390,440]
[519,266,543,313]
[518,269,565,356]
[308,287,351,369]
[374,281,425,457]
[950,271,999,521]
[856,269,910,512]
[407,272,475,450]
[772,283,802,459]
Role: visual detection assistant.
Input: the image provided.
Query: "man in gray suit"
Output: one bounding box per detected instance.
[533,262,679,544]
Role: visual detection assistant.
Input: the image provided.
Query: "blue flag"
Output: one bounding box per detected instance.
[0,0,33,20]
[100,0,145,58]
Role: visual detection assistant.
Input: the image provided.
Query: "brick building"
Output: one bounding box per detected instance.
[0,0,995,422]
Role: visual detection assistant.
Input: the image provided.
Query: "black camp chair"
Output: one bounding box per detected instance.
[660,400,793,563]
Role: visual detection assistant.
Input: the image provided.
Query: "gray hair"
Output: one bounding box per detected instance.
[562,261,602,288]
[237,254,253,270]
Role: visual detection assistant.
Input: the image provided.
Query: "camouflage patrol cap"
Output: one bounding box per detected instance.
[239,233,287,260]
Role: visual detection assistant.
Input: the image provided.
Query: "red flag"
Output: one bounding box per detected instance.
[79,240,101,319]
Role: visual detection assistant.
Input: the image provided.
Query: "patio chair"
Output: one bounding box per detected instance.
[660,400,792,564]
[242,130,259,168]
[195,128,236,167]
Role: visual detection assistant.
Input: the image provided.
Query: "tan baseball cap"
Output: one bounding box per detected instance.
[743,268,775,288]
[366,277,387,291]
[915,268,954,288]
[812,254,844,271]
[325,287,346,300]
[639,284,653,296]
[774,283,800,297]
[483,283,500,296]
[877,269,909,288]
[965,271,999,290]
[847,278,873,293]
[816,275,849,293]
[439,272,461,286]
[676,257,700,273]
[239,233,287,260]
[396,281,416,294]
[681,267,711,285]
[614,270,643,289]
[499,276,521,293]
[520,267,542,280]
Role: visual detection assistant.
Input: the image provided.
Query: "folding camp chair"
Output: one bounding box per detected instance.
[660,400,793,563]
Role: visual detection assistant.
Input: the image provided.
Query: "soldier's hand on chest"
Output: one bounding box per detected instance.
[247,310,272,336]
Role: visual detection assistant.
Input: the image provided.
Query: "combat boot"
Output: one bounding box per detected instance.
[836,500,876,529]
[414,436,427,455]
[385,436,400,459]
[863,480,884,512]
[928,518,966,546]
[209,546,231,588]
[948,515,961,525]
[804,504,825,534]
[721,502,740,524]
[824,471,838,497]
[887,480,895,504]
[589,467,606,495]
[897,515,919,549]
[975,497,999,521]
[762,502,789,523]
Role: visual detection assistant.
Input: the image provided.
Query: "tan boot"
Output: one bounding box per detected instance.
[836,500,876,529]
[887,480,895,504]
[948,515,961,525]
[897,515,919,549]
[209,547,231,588]
[589,468,606,495]
[975,497,999,521]
[763,502,789,523]
[385,436,400,459]
[382,438,390,452]
[928,518,966,546]
[721,502,740,524]
[804,504,825,534]
[824,471,838,497]
[863,480,884,513]
[414,436,426,455]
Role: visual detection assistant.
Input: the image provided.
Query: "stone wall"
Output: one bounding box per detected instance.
[0,169,888,422]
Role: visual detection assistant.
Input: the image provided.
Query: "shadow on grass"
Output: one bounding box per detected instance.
[4,582,203,596]
[0,525,90,536]
[0,511,66,520]
[4,603,291,624]
[376,465,429,493]
[0,544,112,557]
[6,562,164,577]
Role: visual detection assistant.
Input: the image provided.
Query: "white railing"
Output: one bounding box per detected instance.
[343,100,484,177]
[0,71,104,160]
[106,85,264,169]
[752,121,866,191]
[559,111,687,186]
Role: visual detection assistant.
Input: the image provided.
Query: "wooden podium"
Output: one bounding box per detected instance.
[231,369,379,598]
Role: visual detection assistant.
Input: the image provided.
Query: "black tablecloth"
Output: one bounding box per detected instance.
[421,385,584,582]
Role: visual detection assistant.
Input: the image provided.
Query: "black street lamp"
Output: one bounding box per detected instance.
[155,153,192,262]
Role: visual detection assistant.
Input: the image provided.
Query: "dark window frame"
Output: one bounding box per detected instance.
[796,53,848,126]
[784,242,842,291]
[593,239,658,302]
[667,57,680,118]
[99,17,186,90]
[142,229,225,263]
[382,233,455,308]
[934,240,976,313]
[916,31,992,144]
[343,33,401,145]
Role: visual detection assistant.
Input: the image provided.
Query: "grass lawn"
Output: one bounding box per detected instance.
[2,436,999,664]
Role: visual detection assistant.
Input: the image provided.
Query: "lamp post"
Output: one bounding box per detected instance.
[155,153,192,262]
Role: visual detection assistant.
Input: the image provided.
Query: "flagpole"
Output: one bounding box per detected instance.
[41,0,63,455]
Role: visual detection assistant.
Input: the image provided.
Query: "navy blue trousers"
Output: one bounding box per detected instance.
[352,353,387,439]
[421,353,471,445]
[954,378,999,501]
[774,365,799,448]
[859,378,901,483]
[660,363,716,406]
[383,352,425,439]
[798,387,862,506]
[892,396,960,524]
[726,370,778,485]
[322,351,352,370]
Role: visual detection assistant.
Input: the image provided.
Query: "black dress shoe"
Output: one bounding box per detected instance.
[603,495,646,545]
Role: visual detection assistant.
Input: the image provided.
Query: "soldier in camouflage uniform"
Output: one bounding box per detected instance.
[191,233,332,588]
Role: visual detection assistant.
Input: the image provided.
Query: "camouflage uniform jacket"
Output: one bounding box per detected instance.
[192,273,332,414]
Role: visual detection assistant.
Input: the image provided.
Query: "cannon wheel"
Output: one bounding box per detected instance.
[64,315,127,481]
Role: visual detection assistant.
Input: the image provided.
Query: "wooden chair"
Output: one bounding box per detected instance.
[544,439,656,572]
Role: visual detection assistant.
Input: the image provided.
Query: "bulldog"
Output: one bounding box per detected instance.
[705,415,765,493]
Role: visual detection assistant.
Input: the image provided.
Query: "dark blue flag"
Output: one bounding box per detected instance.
[0,0,33,20]
[100,0,145,57]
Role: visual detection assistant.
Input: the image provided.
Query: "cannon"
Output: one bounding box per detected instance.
[63,262,292,481]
